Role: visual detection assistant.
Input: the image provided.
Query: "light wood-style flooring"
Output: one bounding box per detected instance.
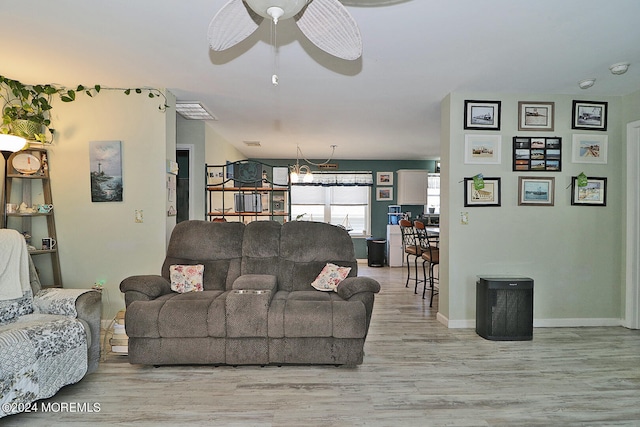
[7,265,640,426]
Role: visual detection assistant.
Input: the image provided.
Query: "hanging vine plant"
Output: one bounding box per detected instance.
[0,74,169,144]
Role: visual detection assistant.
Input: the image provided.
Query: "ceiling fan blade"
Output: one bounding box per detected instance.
[295,0,363,60]
[208,0,264,51]
[341,0,409,6]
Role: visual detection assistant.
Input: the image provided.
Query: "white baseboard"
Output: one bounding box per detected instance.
[437,312,474,328]
[532,318,622,327]
[436,312,622,329]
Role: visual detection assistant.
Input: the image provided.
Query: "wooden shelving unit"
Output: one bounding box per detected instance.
[205,160,290,223]
[4,147,62,287]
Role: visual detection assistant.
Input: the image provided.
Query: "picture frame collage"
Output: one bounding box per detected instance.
[462,99,609,207]
[512,137,561,171]
[376,171,393,201]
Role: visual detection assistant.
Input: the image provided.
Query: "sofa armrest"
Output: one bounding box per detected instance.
[232,274,278,293]
[120,275,172,305]
[75,291,102,374]
[336,277,381,299]
[33,288,102,374]
[34,288,98,317]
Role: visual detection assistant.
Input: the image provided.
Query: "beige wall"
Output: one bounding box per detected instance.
[205,124,245,165]
[441,92,623,327]
[43,90,175,319]
[42,95,245,319]
[176,119,245,221]
[176,116,206,220]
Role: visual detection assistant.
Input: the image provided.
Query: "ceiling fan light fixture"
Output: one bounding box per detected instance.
[266,6,284,23]
[578,78,596,89]
[244,0,309,21]
[609,62,630,75]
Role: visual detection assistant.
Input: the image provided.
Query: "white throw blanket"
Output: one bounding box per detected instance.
[0,229,31,301]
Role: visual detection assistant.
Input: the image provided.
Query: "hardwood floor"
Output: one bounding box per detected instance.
[7,265,640,426]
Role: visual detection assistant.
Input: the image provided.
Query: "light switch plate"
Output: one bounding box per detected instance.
[135,210,143,223]
[461,211,469,225]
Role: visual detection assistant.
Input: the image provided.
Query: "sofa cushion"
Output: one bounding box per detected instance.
[267,291,367,339]
[241,221,281,276]
[169,264,204,293]
[311,263,351,292]
[162,221,244,291]
[158,291,225,338]
[126,291,226,338]
[284,299,333,337]
[232,274,277,292]
[278,222,357,292]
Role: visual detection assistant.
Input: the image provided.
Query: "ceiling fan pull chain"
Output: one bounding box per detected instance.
[269,7,282,86]
[272,27,279,86]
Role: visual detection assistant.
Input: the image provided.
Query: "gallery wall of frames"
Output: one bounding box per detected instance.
[462,99,608,208]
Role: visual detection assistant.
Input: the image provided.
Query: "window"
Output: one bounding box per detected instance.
[427,173,440,213]
[291,185,371,237]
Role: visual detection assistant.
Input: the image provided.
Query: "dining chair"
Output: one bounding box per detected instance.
[399,219,423,290]
[415,220,439,306]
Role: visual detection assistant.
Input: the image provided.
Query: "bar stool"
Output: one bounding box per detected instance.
[415,220,439,307]
[399,219,424,290]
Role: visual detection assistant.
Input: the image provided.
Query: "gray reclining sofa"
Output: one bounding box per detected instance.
[120,220,381,366]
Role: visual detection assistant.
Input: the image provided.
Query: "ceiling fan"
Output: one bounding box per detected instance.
[208,0,363,61]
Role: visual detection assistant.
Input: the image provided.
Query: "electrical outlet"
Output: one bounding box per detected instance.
[135,210,143,223]
[461,211,469,225]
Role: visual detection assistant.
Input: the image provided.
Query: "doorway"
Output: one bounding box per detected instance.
[176,145,195,223]
[625,120,640,329]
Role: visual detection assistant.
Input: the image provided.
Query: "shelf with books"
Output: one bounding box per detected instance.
[205,160,290,224]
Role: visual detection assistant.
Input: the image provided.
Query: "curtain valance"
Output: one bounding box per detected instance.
[292,171,373,187]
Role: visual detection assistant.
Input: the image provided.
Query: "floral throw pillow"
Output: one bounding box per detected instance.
[170,264,204,293]
[311,263,351,292]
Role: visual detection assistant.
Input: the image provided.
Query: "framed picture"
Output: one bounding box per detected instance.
[571,176,607,206]
[572,100,608,131]
[376,171,393,186]
[464,177,501,207]
[518,101,554,131]
[572,134,608,164]
[272,167,290,186]
[512,136,561,171]
[90,140,123,202]
[464,134,502,164]
[376,187,393,201]
[518,176,555,206]
[464,100,501,130]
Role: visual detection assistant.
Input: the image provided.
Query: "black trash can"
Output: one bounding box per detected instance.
[366,238,386,267]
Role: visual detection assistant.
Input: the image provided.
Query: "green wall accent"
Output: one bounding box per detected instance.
[253,158,437,258]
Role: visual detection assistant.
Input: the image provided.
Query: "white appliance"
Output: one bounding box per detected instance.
[387,224,403,267]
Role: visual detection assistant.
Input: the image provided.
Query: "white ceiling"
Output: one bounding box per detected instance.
[1,0,639,160]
